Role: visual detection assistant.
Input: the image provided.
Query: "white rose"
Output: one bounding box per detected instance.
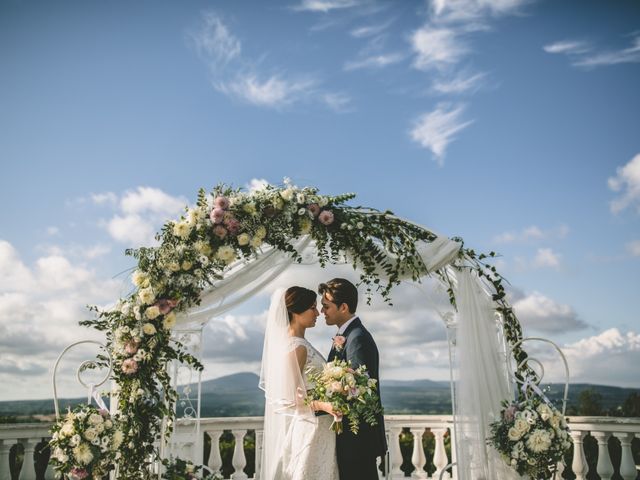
[104,420,113,429]
[60,422,75,437]
[132,270,149,287]
[172,221,192,239]
[138,287,155,305]
[508,427,522,441]
[145,306,160,320]
[120,302,132,316]
[163,312,177,330]
[280,188,295,201]
[88,413,103,425]
[514,418,530,434]
[217,246,236,263]
[181,260,192,271]
[142,323,157,335]
[70,434,81,447]
[237,233,250,246]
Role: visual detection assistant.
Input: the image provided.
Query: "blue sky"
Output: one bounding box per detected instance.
[1,0,639,400]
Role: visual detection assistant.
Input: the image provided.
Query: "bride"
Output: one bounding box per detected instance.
[259,286,341,480]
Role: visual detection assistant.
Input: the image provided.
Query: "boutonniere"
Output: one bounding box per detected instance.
[332,335,346,351]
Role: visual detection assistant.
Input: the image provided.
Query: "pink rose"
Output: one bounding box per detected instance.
[329,381,343,393]
[214,196,230,210]
[70,468,89,480]
[122,358,138,375]
[155,298,178,315]
[307,203,320,217]
[210,208,225,224]
[99,408,110,417]
[226,218,241,235]
[332,335,346,351]
[213,225,228,239]
[504,404,518,422]
[318,210,334,226]
[124,341,139,356]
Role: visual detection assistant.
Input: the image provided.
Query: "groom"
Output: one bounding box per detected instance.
[319,278,387,480]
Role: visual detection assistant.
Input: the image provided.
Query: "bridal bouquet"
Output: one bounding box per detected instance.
[488,395,571,479]
[306,359,383,434]
[49,404,123,480]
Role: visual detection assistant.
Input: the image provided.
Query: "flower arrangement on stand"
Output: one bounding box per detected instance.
[305,359,383,434]
[162,457,223,480]
[488,394,571,479]
[49,404,123,480]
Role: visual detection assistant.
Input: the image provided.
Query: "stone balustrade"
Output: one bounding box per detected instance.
[1,416,638,479]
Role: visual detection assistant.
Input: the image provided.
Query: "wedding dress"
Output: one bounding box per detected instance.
[259,289,339,480]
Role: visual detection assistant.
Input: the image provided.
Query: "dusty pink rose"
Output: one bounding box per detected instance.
[124,341,139,356]
[504,404,518,422]
[307,203,321,217]
[318,210,335,226]
[99,408,110,417]
[209,208,225,224]
[69,468,89,480]
[155,298,178,315]
[213,225,228,239]
[214,196,230,210]
[122,358,138,375]
[329,381,343,393]
[332,335,346,350]
[225,218,241,235]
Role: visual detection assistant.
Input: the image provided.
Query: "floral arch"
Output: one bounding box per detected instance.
[77,180,533,479]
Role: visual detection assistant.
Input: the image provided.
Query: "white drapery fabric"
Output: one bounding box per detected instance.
[176,229,519,479]
[453,269,520,480]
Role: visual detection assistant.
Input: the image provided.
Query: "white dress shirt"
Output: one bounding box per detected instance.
[337,315,358,335]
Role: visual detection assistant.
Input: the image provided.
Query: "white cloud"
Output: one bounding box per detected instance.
[626,240,640,257]
[410,103,473,163]
[215,74,318,109]
[608,153,640,214]
[430,0,531,23]
[46,226,60,236]
[544,34,640,69]
[96,187,187,247]
[246,178,270,192]
[91,192,118,206]
[322,92,353,112]
[344,52,404,71]
[511,290,587,334]
[350,19,394,38]
[555,329,640,387]
[0,241,125,399]
[431,71,487,94]
[189,12,241,66]
[493,224,569,244]
[532,248,561,269]
[543,40,590,55]
[292,0,362,13]
[411,27,468,71]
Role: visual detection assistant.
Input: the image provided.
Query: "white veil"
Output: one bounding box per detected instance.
[259,288,314,480]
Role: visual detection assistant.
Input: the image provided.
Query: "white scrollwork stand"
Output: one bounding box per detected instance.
[439,336,571,480]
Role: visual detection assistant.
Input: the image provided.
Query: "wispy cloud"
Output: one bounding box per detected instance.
[626,240,640,257]
[344,52,404,71]
[544,33,640,68]
[350,18,394,38]
[532,248,561,269]
[322,92,354,112]
[410,103,473,164]
[215,74,318,109]
[430,0,532,23]
[189,12,241,66]
[431,70,487,94]
[411,27,468,71]
[291,0,363,13]
[493,224,570,244]
[608,153,640,215]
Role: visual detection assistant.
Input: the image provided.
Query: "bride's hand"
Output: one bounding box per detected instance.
[315,401,342,422]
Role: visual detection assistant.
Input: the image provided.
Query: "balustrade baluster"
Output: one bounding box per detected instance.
[254,429,263,480]
[388,427,404,479]
[432,428,449,479]
[613,433,636,480]
[409,428,427,479]
[206,429,224,476]
[569,431,587,480]
[230,429,248,480]
[592,432,614,480]
[0,439,16,480]
[19,438,38,480]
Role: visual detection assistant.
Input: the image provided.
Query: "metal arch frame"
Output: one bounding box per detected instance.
[52,340,113,419]
[508,336,571,416]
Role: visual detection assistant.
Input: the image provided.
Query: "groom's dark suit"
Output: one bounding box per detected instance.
[328,317,387,480]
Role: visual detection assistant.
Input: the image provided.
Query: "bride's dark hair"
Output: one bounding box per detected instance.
[285,286,317,321]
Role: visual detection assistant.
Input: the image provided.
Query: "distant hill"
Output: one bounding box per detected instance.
[1,373,637,422]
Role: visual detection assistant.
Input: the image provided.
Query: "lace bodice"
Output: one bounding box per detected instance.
[289,336,326,389]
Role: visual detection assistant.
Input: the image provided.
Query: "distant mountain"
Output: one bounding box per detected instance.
[1,373,638,422]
